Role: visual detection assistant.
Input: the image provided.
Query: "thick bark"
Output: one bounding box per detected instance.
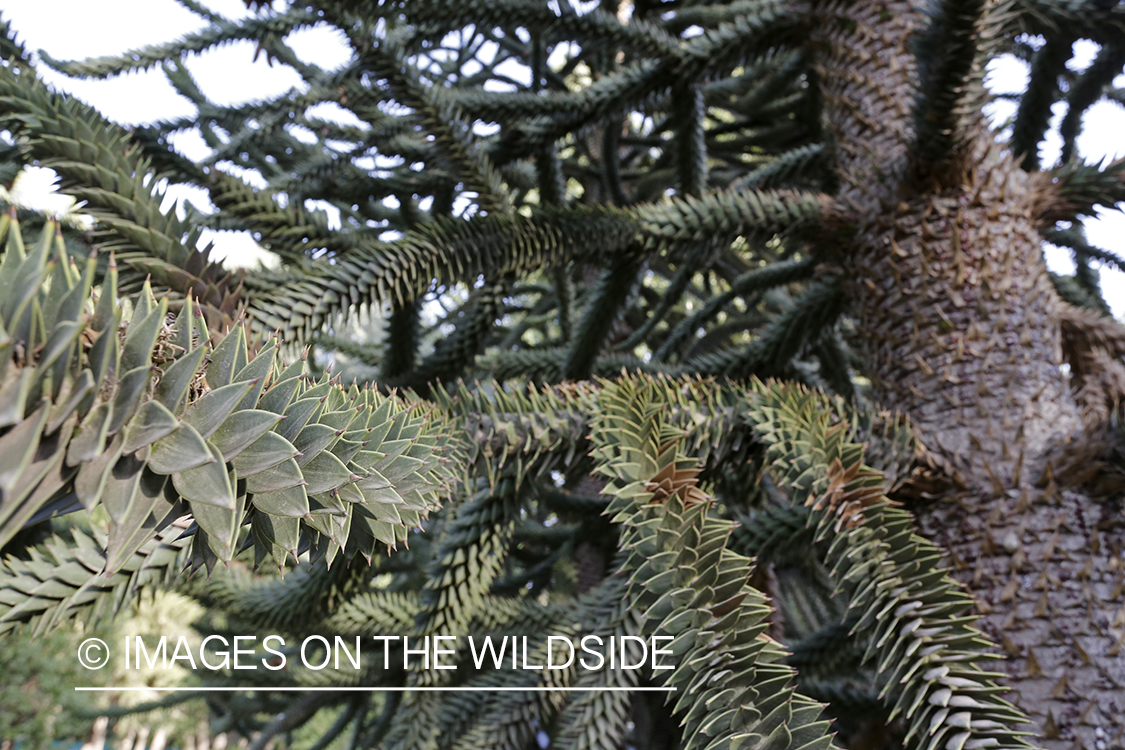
[810,0,1082,485]
[847,143,1081,488]
[919,486,1125,750]
[807,1,1125,748]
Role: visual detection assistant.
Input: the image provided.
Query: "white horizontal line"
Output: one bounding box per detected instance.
[75,687,674,693]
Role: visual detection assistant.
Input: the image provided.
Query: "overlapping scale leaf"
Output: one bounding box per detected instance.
[0,213,457,574]
[415,477,523,639]
[749,381,1034,750]
[589,375,837,750]
[0,522,192,636]
[634,187,834,247]
[436,376,756,495]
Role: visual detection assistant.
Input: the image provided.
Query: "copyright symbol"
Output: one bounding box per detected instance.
[78,638,109,670]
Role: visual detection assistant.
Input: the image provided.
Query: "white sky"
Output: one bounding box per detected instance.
[2,1,1125,314]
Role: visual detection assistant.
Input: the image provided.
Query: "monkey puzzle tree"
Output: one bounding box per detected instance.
[0,1,1124,749]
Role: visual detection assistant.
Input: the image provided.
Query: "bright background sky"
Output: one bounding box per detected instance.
[2,0,1125,314]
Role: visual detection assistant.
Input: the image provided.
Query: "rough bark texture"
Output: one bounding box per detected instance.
[920,487,1125,750]
[847,143,1082,488]
[811,0,1082,485]
[808,0,920,214]
[807,1,1125,748]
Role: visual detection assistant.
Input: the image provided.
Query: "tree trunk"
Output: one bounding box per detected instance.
[917,476,1125,750]
[808,1,1125,747]
[847,143,1081,488]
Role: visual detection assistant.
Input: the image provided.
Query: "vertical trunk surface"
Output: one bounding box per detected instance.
[807,1,1125,747]
[848,144,1081,488]
[918,481,1125,750]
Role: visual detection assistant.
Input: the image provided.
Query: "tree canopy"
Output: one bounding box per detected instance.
[1,2,1124,750]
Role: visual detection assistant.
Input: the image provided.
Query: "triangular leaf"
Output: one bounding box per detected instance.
[231,431,299,477]
[181,379,255,439]
[250,485,310,518]
[149,422,214,475]
[209,409,283,462]
[172,442,236,509]
[122,400,181,454]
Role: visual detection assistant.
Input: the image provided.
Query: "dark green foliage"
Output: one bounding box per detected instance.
[1046,157,1125,223]
[397,275,515,393]
[748,382,1029,750]
[689,276,846,379]
[561,257,645,380]
[1046,225,1125,296]
[382,301,422,381]
[910,0,987,171]
[1011,36,1073,170]
[0,523,190,635]
[0,1,1122,748]
[735,143,831,192]
[1059,44,1125,164]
